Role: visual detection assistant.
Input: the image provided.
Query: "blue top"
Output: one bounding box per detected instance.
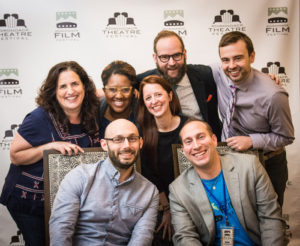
[202,171,257,246]
[50,158,159,246]
[0,107,100,215]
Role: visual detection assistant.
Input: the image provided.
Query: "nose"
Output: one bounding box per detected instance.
[228,59,237,69]
[115,90,123,98]
[150,95,157,104]
[122,137,130,147]
[168,56,176,66]
[66,85,74,94]
[192,138,200,149]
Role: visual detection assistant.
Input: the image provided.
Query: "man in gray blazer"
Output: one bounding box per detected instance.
[169,119,286,246]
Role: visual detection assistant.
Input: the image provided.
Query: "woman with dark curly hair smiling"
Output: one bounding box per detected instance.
[0,61,100,245]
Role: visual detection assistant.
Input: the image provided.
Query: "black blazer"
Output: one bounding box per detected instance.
[137,64,222,140]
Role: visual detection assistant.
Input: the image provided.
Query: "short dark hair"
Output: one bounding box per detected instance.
[153,30,185,54]
[179,118,214,143]
[101,60,137,87]
[219,31,254,56]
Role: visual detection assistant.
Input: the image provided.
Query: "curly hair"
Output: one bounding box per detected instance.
[36,61,99,135]
[137,75,181,165]
[101,60,137,88]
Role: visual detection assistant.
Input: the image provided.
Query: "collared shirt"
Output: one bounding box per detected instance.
[210,63,294,151]
[175,73,203,120]
[50,158,159,246]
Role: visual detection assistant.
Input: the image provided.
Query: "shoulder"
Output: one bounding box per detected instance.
[133,171,159,196]
[170,166,194,190]
[187,64,212,74]
[252,69,288,95]
[137,69,159,83]
[65,161,103,181]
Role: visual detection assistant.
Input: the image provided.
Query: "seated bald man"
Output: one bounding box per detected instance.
[50,119,159,246]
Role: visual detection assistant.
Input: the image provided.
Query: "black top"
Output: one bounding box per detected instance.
[137,64,222,141]
[141,115,187,198]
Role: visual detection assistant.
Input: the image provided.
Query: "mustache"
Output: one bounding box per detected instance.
[118,149,136,155]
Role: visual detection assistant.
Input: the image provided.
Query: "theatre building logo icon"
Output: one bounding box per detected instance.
[163,10,187,37]
[261,61,290,87]
[208,9,246,36]
[102,12,141,38]
[0,13,32,41]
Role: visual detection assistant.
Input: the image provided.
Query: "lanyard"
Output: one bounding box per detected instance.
[202,174,229,226]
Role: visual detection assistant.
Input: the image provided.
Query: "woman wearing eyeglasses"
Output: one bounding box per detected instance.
[99,61,138,139]
[138,75,187,246]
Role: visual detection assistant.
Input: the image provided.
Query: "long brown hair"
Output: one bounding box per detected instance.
[36,61,99,135]
[137,75,181,165]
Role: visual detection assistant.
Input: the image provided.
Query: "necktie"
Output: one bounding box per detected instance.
[221,85,237,141]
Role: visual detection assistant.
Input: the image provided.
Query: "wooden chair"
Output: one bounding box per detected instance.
[43,147,141,245]
[172,142,264,178]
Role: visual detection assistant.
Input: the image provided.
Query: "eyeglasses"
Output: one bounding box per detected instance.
[104,86,132,95]
[157,52,184,63]
[104,135,140,144]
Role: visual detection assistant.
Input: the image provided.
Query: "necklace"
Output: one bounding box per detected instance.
[204,173,221,191]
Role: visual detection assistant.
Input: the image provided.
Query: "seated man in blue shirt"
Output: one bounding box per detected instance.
[50,119,159,246]
[169,119,287,246]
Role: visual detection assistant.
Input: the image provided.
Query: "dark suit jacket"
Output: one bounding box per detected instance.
[137,65,222,140]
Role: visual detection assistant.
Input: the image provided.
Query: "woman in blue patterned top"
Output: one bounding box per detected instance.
[0,61,100,246]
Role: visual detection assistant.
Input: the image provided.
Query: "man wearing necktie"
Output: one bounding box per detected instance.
[210,31,294,206]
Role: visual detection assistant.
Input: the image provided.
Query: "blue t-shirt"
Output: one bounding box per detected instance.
[202,171,257,246]
[0,107,100,215]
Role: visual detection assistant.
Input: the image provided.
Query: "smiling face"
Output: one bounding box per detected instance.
[56,70,85,115]
[219,39,255,85]
[142,83,173,119]
[180,121,219,173]
[101,119,143,170]
[154,36,187,85]
[104,74,133,114]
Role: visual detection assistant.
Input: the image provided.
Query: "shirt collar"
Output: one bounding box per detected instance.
[177,73,190,87]
[104,157,135,185]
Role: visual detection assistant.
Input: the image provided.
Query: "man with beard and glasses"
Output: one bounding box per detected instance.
[137,30,222,140]
[50,119,159,246]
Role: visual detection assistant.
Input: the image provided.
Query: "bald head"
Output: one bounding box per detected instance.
[104,119,139,138]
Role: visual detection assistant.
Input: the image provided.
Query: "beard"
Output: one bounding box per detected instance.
[156,58,187,85]
[108,148,138,170]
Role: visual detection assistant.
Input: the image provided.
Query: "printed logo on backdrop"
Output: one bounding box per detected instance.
[54,12,80,41]
[103,12,140,38]
[0,69,23,98]
[266,7,289,36]
[0,13,32,40]
[208,9,246,36]
[9,230,25,246]
[261,62,290,86]
[163,10,187,37]
[1,123,20,150]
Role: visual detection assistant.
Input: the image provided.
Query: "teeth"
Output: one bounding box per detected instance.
[114,101,124,106]
[194,151,206,157]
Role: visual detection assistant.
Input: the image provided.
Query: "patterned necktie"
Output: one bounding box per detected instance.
[221,85,237,141]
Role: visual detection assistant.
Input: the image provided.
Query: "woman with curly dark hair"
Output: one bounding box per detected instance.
[0,61,100,246]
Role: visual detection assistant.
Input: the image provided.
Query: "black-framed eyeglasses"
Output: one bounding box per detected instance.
[104,135,140,144]
[157,52,184,63]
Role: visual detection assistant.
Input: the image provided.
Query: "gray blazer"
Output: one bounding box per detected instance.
[169,152,286,246]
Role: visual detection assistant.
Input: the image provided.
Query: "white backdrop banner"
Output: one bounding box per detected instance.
[0,0,299,245]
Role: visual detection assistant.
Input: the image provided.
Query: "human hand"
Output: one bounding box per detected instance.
[268,74,282,86]
[47,141,84,155]
[226,136,252,151]
[156,209,174,241]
